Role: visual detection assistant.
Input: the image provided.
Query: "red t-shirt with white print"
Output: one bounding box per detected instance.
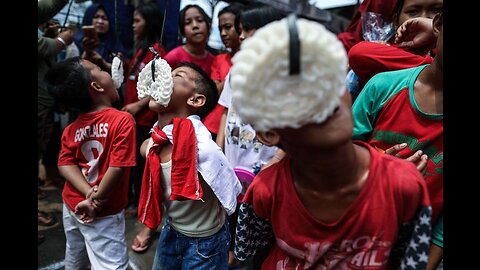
[235,141,432,270]
[59,108,136,217]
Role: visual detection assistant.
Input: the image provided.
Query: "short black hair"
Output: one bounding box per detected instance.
[175,62,217,119]
[235,5,285,33]
[44,57,93,113]
[178,4,212,37]
[218,2,245,20]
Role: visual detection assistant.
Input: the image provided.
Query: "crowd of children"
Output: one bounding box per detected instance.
[39,0,444,269]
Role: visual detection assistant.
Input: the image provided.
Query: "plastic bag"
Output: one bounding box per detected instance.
[361,12,394,42]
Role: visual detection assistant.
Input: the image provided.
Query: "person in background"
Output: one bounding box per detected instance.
[337,0,398,54]
[203,2,245,142]
[164,4,215,75]
[75,3,126,72]
[38,11,74,232]
[347,0,442,99]
[120,2,167,228]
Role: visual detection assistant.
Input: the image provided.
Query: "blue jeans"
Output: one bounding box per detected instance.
[152,219,230,270]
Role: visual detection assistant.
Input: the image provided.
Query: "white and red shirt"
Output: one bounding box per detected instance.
[59,107,136,217]
[235,142,432,270]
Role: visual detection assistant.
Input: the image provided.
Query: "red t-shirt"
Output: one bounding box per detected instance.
[210,53,232,81]
[59,108,136,217]
[124,43,166,127]
[203,53,232,134]
[164,45,215,75]
[235,142,431,269]
[348,41,433,89]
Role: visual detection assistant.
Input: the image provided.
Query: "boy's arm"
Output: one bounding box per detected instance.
[140,138,151,159]
[90,166,125,202]
[75,198,97,223]
[58,165,93,196]
[215,108,227,149]
[426,215,443,270]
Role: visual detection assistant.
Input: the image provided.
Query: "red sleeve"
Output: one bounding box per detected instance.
[202,103,225,134]
[109,114,137,167]
[243,169,274,220]
[210,56,223,81]
[58,127,76,166]
[348,41,433,88]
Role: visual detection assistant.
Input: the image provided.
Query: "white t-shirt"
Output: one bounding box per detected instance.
[218,72,278,174]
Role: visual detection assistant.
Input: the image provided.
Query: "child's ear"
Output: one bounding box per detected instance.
[90,81,104,93]
[256,131,281,146]
[432,13,442,36]
[187,93,206,108]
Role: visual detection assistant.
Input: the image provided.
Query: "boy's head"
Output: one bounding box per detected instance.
[168,62,217,119]
[45,57,118,112]
[393,0,443,28]
[230,16,350,148]
[138,57,217,119]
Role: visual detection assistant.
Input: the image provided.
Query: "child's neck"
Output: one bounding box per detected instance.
[183,44,207,58]
[290,143,369,192]
[156,110,194,128]
[413,61,443,114]
[88,102,111,113]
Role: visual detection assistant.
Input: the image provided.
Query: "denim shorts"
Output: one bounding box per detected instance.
[152,219,230,270]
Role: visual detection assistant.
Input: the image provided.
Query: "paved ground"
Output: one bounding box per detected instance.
[38,184,160,270]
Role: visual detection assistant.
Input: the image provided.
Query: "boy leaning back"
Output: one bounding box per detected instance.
[231,15,432,270]
[135,54,242,269]
[44,56,136,270]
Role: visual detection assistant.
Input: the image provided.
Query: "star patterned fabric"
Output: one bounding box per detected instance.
[393,206,432,270]
[234,203,273,261]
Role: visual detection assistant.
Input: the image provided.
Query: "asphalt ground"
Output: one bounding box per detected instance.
[38,184,158,270]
